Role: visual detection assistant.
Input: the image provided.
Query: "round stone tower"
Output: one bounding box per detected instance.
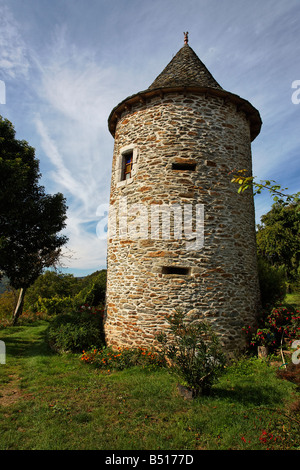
[105,35,262,353]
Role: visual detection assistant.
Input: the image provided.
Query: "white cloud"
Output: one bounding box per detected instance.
[0,1,30,79]
[30,25,121,271]
[60,209,108,271]
[34,117,83,198]
[35,114,109,271]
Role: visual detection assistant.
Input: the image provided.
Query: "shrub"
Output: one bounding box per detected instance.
[0,290,17,323]
[37,295,73,315]
[46,305,105,353]
[243,305,300,352]
[81,345,165,371]
[257,257,286,308]
[247,327,276,349]
[24,271,81,312]
[267,305,300,348]
[24,270,107,314]
[156,311,226,396]
[16,309,49,325]
[74,271,106,308]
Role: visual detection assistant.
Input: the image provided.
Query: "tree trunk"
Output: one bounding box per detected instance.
[13,287,26,325]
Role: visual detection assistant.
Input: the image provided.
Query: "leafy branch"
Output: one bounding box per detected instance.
[230,169,300,205]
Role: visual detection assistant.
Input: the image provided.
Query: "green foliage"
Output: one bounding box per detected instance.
[0,290,17,323]
[24,270,81,312]
[156,311,226,396]
[0,116,67,323]
[231,170,300,286]
[81,345,165,371]
[73,270,106,308]
[23,269,106,315]
[257,257,286,308]
[36,295,73,315]
[24,271,82,313]
[46,305,105,353]
[243,304,300,351]
[267,305,300,346]
[256,200,300,282]
[245,327,276,348]
[0,122,68,286]
[230,169,300,205]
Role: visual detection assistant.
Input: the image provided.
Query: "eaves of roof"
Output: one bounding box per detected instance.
[108,85,262,141]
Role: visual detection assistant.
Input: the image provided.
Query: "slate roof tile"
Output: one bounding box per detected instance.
[148,44,222,91]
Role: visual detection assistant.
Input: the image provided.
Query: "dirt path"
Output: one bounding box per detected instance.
[0,373,23,407]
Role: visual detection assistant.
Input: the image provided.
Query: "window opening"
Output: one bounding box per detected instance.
[122,151,133,180]
[162,266,190,275]
[172,162,196,171]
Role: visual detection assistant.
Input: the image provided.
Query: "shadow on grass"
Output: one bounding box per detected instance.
[210,383,287,407]
[2,323,54,360]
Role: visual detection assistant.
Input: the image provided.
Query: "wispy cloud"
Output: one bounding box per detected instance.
[30,25,121,271]
[34,114,109,271]
[0,1,30,79]
[34,118,83,199]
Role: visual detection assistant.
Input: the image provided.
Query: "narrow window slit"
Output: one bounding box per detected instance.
[162,266,191,275]
[172,162,196,171]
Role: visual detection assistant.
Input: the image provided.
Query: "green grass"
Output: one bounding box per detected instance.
[0,321,299,450]
[285,290,300,310]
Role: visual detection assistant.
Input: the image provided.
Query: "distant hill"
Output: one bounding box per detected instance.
[0,276,10,294]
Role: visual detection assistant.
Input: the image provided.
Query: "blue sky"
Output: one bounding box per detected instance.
[0,0,299,276]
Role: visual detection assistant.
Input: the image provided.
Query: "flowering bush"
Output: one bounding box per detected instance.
[250,328,276,348]
[81,345,165,371]
[243,305,300,352]
[267,306,300,346]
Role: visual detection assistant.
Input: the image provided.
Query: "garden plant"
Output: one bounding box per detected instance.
[156,311,226,396]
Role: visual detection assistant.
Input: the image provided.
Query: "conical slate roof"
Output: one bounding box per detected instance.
[108,38,262,140]
[148,44,222,91]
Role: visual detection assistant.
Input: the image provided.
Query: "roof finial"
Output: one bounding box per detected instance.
[183,31,189,45]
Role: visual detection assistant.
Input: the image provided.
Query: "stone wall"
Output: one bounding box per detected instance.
[105,90,260,353]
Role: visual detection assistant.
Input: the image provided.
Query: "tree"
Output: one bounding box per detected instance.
[0,116,68,324]
[24,270,80,312]
[256,200,300,283]
[231,168,300,286]
[73,270,107,308]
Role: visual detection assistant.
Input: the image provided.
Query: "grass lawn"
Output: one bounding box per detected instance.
[0,320,299,451]
[285,290,300,309]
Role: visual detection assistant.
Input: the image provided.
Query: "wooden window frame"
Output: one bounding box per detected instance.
[122,151,133,181]
[116,145,138,187]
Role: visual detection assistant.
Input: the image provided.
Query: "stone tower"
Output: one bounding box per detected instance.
[105,35,262,353]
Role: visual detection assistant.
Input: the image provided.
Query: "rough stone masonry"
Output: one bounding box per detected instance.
[104,39,262,353]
